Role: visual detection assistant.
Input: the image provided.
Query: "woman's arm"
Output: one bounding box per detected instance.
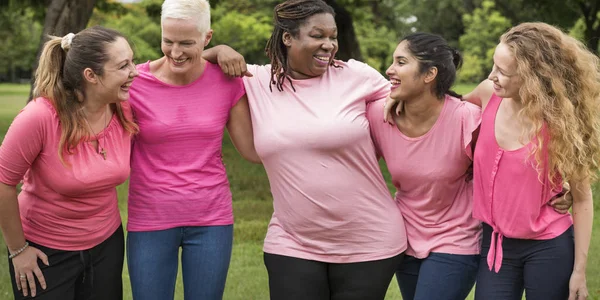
[227,95,261,164]
[203,45,253,77]
[0,183,49,297]
[463,79,494,111]
[567,178,593,300]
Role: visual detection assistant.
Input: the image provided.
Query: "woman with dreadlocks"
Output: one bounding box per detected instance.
[204,0,406,299]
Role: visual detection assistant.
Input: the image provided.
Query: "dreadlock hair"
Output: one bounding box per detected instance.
[265,0,336,92]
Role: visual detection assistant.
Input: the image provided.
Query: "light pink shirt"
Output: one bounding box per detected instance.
[368,96,482,258]
[473,94,573,272]
[127,61,245,231]
[0,98,131,250]
[243,60,407,263]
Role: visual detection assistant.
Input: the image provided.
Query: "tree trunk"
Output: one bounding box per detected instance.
[324,0,363,61]
[579,0,600,54]
[28,0,98,101]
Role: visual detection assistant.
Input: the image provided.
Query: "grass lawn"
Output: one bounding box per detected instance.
[0,83,598,299]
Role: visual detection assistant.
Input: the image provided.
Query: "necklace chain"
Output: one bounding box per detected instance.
[83,106,109,160]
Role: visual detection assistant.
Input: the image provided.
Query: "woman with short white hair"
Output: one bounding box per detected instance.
[125,0,258,299]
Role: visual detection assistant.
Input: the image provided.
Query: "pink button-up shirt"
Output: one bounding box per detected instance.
[472,94,572,272]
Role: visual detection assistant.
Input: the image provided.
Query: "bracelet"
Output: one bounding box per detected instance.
[8,242,29,259]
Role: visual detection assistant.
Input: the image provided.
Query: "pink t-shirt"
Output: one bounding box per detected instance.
[473,94,573,272]
[0,98,131,250]
[243,60,407,263]
[127,61,245,231]
[367,96,482,258]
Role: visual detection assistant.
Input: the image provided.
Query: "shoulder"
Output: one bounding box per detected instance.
[367,99,385,114]
[448,96,481,115]
[344,59,377,74]
[20,97,58,123]
[8,97,57,135]
[463,80,494,109]
[330,59,385,83]
[243,64,272,87]
[119,101,134,121]
[135,61,151,73]
[205,62,244,86]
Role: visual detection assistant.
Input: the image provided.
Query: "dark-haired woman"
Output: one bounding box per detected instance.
[367,33,481,300]
[0,26,137,299]
[204,0,406,299]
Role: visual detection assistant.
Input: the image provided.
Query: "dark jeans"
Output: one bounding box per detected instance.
[8,225,124,300]
[396,252,479,300]
[475,223,574,300]
[263,252,403,300]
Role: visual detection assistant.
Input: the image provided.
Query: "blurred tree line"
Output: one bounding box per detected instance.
[0,0,598,85]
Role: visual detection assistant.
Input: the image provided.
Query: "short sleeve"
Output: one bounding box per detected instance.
[347,59,389,103]
[459,101,482,160]
[0,99,51,185]
[366,100,384,159]
[230,76,246,108]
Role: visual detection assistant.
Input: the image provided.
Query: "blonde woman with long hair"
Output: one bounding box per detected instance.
[0,26,138,299]
[465,22,599,300]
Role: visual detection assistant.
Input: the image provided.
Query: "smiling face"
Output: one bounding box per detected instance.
[161,17,212,76]
[488,42,522,99]
[385,41,429,101]
[95,37,138,103]
[284,13,338,79]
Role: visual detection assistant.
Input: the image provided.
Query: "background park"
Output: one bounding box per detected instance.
[0,0,599,299]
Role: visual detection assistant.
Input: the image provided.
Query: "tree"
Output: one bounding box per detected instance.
[459,0,511,82]
[0,6,43,82]
[577,0,600,53]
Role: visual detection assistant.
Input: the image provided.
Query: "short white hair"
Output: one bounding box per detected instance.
[161,0,211,34]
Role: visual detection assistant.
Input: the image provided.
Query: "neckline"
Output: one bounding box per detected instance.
[491,95,530,153]
[145,59,211,88]
[392,95,449,141]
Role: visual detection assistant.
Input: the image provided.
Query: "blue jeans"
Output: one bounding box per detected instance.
[475,224,574,300]
[396,252,479,300]
[127,225,233,300]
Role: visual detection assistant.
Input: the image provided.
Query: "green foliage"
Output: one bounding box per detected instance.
[408,0,469,49]
[458,0,511,83]
[0,7,42,82]
[89,3,162,63]
[211,7,273,65]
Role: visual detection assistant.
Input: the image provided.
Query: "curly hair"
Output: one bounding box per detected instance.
[500,22,600,184]
[265,0,336,92]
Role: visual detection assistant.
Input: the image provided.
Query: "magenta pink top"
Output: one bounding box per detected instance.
[0,98,132,250]
[127,61,245,231]
[243,60,407,263]
[472,94,573,272]
[368,96,482,258]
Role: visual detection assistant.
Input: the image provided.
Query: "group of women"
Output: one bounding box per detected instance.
[0,0,597,299]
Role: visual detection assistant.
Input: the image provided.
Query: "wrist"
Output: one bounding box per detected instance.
[8,242,29,259]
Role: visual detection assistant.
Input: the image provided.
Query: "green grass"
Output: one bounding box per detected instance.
[0,83,598,300]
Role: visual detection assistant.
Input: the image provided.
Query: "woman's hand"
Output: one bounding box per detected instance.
[568,270,588,300]
[549,182,573,214]
[383,95,402,124]
[215,46,252,78]
[12,246,49,297]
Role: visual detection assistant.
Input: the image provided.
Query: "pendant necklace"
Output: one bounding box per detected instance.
[84,106,109,160]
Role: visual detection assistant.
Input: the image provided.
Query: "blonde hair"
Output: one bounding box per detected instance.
[34,26,139,165]
[500,22,600,184]
[161,0,211,35]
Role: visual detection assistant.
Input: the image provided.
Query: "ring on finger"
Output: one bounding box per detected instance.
[19,275,26,279]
